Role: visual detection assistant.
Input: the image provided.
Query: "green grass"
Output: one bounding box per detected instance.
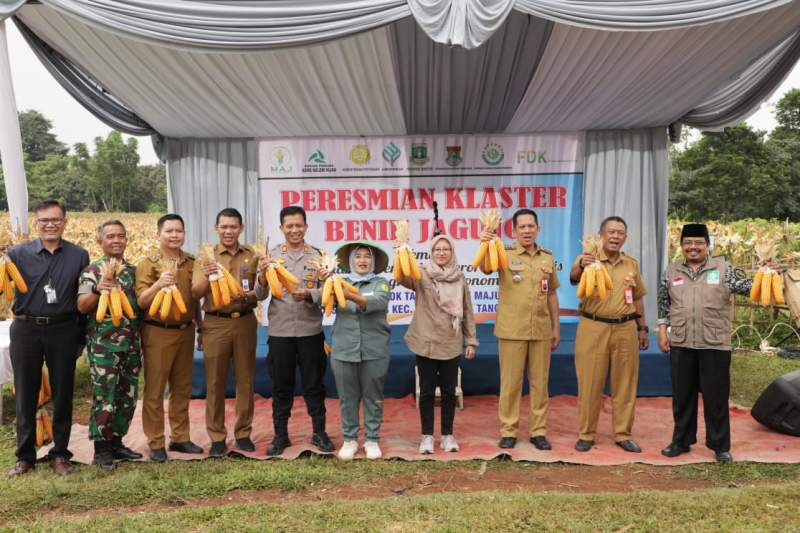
[15,485,800,532]
[731,351,800,407]
[0,350,798,528]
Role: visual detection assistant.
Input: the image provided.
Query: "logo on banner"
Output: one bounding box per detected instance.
[349,144,371,165]
[410,143,429,166]
[382,142,401,165]
[269,146,292,174]
[302,149,336,173]
[516,150,548,164]
[445,145,463,167]
[482,143,504,166]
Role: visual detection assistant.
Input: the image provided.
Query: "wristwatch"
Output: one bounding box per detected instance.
[637,324,649,333]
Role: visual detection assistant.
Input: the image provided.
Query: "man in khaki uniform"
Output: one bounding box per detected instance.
[257,205,334,456]
[481,209,560,450]
[136,214,201,462]
[569,216,649,453]
[192,208,268,457]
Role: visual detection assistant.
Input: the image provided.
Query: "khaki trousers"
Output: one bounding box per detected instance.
[202,313,257,442]
[574,318,639,441]
[141,324,195,449]
[498,339,551,438]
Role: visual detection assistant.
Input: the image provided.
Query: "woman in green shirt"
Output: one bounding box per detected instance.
[328,241,391,460]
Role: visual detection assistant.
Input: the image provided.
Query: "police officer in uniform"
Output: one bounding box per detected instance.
[136,214,201,462]
[570,216,648,453]
[480,208,560,450]
[258,206,334,456]
[192,208,267,457]
[658,223,756,463]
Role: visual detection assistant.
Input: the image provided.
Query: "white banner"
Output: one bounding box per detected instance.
[259,133,585,325]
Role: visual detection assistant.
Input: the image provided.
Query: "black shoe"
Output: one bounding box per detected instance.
[149,447,168,463]
[209,440,228,458]
[616,440,642,453]
[715,451,733,463]
[575,439,594,452]
[267,435,291,457]
[661,443,690,458]
[235,437,256,452]
[93,442,115,470]
[168,441,203,454]
[499,437,517,449]
[111,437,143,461]
[311,432,335,453]
[530,436,552,450]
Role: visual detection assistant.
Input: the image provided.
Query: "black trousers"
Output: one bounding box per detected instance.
[267,334,327,426]
[669,347,731,452]
[417,355,460,435]
[10,318,82,463]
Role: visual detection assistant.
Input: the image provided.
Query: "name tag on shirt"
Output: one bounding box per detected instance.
[242,278,250,291]
[672,277,685,287]
[624,287,633,304]
[706,270,720,285]
[540,278,549,293]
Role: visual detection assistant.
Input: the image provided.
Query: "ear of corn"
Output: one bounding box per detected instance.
[488,240,499,271]
[407,248,422,280]
[148,288,165,317]
[398,247,411,277]
[109,290,123,327]
[760,272,772,307]
[495,240,509,269]
[171,299,182,321]
[276,265,300,285]
[159,288,173,321]
[220,266,243,297]
[750,270,763,302]
[119,290,136,319]
[321,277,334,307]
[393,253,404,281]
[472,241,489,269]
[596,267,608,300]
[210,278,222,307]
[96,291,109,322]
[601,265,613,289]
[772,274,785,305]
[172,287,188,314]
[266,267,282,299]
[5,260,27,293]
[577,271,587,297]
[324,299,334,317]
[585,266,596,298]
[341,280,358,293]
[333,276,347,308]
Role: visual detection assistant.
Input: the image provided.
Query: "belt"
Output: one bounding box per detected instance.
[204,309,253,319]
[581,311,640,324]
[143,319,194,330]
[15,314,74,326]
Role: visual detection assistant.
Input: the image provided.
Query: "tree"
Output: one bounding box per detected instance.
[17,110,67,162]
[669,124,795,220]
[84,131,140,211]
[133,164,168,212]
[773,88,800,134]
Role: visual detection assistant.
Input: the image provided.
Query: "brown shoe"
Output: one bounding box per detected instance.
[52,457,74,476]
[7,460,35,479]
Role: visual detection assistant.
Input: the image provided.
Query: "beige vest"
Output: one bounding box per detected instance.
[665,257,733,350]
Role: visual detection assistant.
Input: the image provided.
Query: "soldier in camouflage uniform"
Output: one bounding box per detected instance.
[77,220,143,468]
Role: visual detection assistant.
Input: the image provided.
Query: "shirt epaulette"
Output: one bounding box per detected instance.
[147,252,161,262]
[504,243,515,251]
[185,253,195,261]
[539,248,552,255]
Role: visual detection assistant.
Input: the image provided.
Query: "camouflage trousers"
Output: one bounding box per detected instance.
[87,347,142,442]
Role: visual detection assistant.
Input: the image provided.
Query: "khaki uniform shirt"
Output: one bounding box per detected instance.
[331,276,391,362]
[192,243,267,313]
[135,250,196,325]
[259,242,324,338]
[572,250,646,318]
[494,243,560,341]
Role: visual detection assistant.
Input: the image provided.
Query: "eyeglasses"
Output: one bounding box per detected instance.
[36,218,65,226]
[432,248,451,254]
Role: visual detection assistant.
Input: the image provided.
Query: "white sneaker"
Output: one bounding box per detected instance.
[441,434,460,452]
[364,440,382,460]
[338,440,358,461]
[418,435,435,454]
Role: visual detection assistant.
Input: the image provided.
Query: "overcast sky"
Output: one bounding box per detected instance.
[6,21,800,165]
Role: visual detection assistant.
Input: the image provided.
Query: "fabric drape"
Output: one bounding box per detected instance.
[165,138,259,254]
[584,128,670,329]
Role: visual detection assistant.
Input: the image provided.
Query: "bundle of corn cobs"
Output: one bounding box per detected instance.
[148,258,189,320]
[95,259,136,326]
[199,244,245,307]
[312,251,358,317]
[471,209,508,272]
[0,225,28,301]
[577,234,613,300]
[749,240,784,307]
[393,219,421,281]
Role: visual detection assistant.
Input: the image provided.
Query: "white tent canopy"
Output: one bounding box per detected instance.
[1,0,800,325]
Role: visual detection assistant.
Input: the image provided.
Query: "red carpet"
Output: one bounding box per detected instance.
[53,395,800,465]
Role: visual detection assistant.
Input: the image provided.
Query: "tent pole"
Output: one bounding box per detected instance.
[0,19,28,234]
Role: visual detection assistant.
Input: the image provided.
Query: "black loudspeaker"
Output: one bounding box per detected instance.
[751,370,800,436]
